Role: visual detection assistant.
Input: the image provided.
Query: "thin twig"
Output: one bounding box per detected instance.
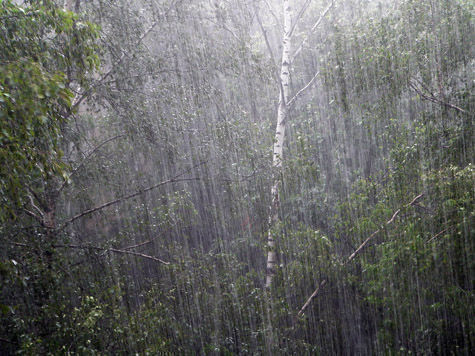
[121,240,152,250]
[255,9,286,101]
[263,0,283,32]
[426,227,451,244]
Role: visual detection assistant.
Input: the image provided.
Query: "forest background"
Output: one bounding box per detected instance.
[0,0,473,354]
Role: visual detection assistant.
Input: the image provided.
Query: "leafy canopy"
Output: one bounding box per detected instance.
[0,0,99,219]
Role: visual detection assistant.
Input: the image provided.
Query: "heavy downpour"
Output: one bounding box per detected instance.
[0,0,473,354]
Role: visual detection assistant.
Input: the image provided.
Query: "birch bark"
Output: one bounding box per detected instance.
[265,0,334,288]
[265,0,292,288]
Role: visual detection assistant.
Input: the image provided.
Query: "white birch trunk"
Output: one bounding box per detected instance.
[265,0,292,288]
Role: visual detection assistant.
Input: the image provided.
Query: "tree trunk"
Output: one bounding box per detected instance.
[265,0,292,289]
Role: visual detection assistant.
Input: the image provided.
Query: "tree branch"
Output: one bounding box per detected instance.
[255,9,287,106]
[21,208,42,223]
[58,161,206,230]
[121,239,152,250]
[10,242,169,265]
[263,0,283,32]
[409,80,467,114]
[291,0,334,63]
[346,194,424,262]
[287,70,320,107]
[426,226,453,244]
[296,193,424,319]
[53,244,169,264]
[296,279,326,319]
[27,194,45,219]
[69,0,181,113]
[58,134,126,193]
[289,0,312,38]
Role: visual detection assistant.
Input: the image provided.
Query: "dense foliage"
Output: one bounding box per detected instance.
[1,0,473,354]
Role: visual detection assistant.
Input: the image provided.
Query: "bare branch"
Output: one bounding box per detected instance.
[50,244,169,265]
[8,240,168,264]
[58,161,206,230]
[289,0,312,38]
[426,226,453,244]
[291,0,335,63]
[255,11,278,72]
[59,178,199,229]
[21,208,42,223]
[255,9,287,106]
[27,194,45,219]
[287,70,320,107]
[26,185,47,211]
[409,81,467,114]
[296,194,424,318]
[204,16,241,42]
[296,279,326,319]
